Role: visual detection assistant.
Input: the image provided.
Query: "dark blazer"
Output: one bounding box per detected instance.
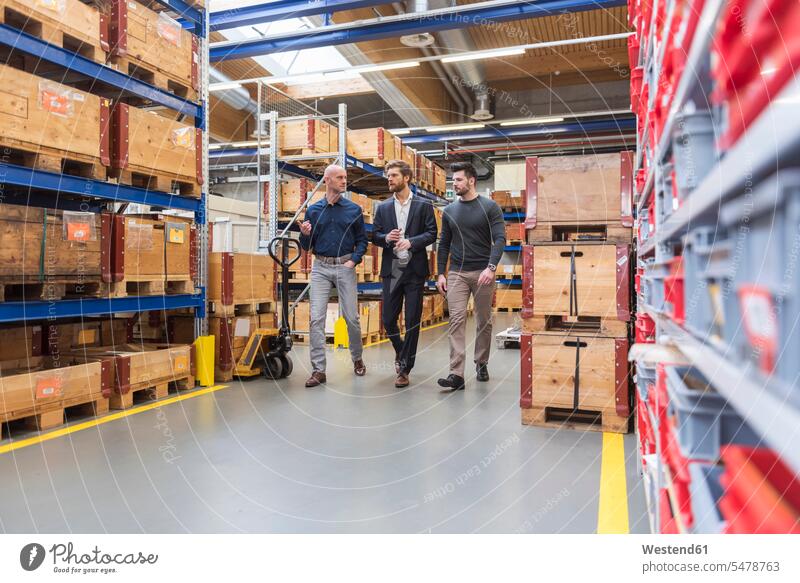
[373,194,438,279]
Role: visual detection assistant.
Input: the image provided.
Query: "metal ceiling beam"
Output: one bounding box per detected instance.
[401,118,636,143]
[211,0,627,61]
[211,1,394,31]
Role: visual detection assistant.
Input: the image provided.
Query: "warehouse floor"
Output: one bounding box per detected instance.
[0,314,647,533]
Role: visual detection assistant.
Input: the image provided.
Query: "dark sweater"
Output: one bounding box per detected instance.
[437,195,506,275]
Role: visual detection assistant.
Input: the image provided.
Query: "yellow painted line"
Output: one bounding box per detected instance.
[363,320,449,348]
[597,432,630,533]
[0,384,229,456]
[0,320,450,455]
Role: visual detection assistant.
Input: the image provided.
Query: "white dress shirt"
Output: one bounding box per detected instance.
[393,192,413,262]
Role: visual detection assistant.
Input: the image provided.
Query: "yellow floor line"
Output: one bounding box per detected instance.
[363,320,449,348]
[597,432,630,534]
[0,320,450,455]
[0,385,229,456]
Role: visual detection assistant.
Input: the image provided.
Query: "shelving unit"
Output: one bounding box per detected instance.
[630,0,800,533]
[0,1,209,332]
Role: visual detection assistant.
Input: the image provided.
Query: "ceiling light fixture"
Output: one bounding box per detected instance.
[500,117,565,126]
[358,61,420,74]
[441,47,525,64]
[426,123,485,132]
[209,81,243,92]
[390,128,412,135]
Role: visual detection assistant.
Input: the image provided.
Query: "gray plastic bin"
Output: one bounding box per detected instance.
[688,463,726,534]
[665,366,761,461]
[636,361,657,402]
[672,111,718,199]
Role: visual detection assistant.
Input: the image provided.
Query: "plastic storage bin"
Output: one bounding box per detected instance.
[689,463,726,534]
[719,171,800,396]
[665,366,761,461]
[636,360,657,401]
[671,111,718,200]
[682,226,733,340]
[719,445,800,534]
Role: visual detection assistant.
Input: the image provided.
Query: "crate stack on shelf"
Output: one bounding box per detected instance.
[629,0,800,533]
[0,0,208,431]
[519,153,634,434]
[491,189,526,312]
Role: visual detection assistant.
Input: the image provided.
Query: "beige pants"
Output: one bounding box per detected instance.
[446,270,496,377]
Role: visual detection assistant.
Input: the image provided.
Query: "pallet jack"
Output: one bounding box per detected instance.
[232,236,301,379]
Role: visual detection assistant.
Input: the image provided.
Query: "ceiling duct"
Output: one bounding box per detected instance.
[471,90,493,121]
[209,67,257,112]
[400,0,435,47]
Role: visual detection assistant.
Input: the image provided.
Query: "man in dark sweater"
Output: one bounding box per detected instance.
[435,162,505,391]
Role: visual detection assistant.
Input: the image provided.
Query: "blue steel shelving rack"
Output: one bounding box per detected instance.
[0,1,209,328]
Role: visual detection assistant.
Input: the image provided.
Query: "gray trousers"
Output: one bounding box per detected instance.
[446,270,496,377]
[309,260,363,372]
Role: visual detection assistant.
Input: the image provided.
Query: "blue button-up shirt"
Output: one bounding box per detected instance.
[299,196,368,263]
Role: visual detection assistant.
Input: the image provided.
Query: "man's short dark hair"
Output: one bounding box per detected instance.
[450,161,477,181]
[386,159,413,180]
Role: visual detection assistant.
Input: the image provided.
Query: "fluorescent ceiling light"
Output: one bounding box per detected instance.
[209,81,243,92]
[426,123,485,132]
[441,47,525,64]
[209,140,267,150]
[500,117,565,126]
[391,128,412,135]
[358,61,419,73]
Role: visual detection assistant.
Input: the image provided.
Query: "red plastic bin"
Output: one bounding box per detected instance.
[636,313,656,343]
[719,446,800,534]
[664,256,685,324]
[663,420,696,530]
[628,34,640,68]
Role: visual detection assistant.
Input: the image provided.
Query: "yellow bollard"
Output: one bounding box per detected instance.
[334,316,348,349]
[194,335,215,386]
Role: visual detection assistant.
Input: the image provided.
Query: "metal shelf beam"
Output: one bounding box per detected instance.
[0,294,205,324]
[211,0,626,60]
[0,25,203,120]
[0,163,203,213]
[210,0,390,31]
[404,119,635,144]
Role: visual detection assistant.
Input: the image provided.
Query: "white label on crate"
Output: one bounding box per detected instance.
[510,190,521,198]
[503,266,513,274]
[740,290,777,339]
[129,2,136,9]
[234,318,251,338]
[72,93,85,102]
[617,255,628,266]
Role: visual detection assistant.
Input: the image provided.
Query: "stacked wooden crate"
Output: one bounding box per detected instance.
[520,153,634,434]
[207,252,276,316]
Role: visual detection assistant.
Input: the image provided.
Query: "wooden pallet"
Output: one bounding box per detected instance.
[505,239,524,246]
[0,141,106,181]
[165,278,196,295]
[527,223,632,244]
[103,278,166,298]
[113,57,197,103]
[495,306,522,313]
[521,406,630,434]
[110,374,195,410]
[113,168,201,198]
[0,1,106,65]
[208,299,276,317]
[522,315,629,337]
[1,396,109,434]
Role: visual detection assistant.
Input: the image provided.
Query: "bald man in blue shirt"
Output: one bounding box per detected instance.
[299,165,368,387]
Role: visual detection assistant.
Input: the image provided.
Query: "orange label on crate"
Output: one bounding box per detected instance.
[157,12,182,47]
[168,226,185,244]
[171,127,193,149]
[36,376,63,400]
[67,222,92,242]
[77,328,96,345]
[173,355,189,372]
[40,89,71,117]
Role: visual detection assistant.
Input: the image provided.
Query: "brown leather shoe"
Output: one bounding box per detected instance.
[305,371,326,387]
[354,359,366,376]
[395,372,410,388]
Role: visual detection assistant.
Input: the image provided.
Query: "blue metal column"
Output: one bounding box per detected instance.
[211,0,392,31]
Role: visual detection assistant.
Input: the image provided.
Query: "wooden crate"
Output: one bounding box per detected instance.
[497,262,522,278]
[67,343,193,410]
[527,153,633,242]
[495,287,522,311]
[110,103,202,197]
[421,295,435,323]
[359,300,381,335]
[0,204,107,301]
[528,243,630,320]
[0,0,106,63]
[492,189,526,210]
[0,323,45,361]
[433,294,445,319]
[112,216,167,296]
[292,300,310,334]
[0,65,109,180]
[278,119,336,155]
[208,252,276,314]
[520,334,630,433]
[402,145,416,169]
[415,154,433,188]
[106,0,198,100]
[0,356,110,430]
[505,223,524,243]
[346,127,400,166]
[433,164,447,194]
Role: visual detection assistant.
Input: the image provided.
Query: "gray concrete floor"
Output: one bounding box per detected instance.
[0,314,648,533]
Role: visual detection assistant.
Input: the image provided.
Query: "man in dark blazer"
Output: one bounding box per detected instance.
[373,160,438,387]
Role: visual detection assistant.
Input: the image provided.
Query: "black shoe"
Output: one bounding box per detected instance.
[476,363,489,382]
[437,374,465,391]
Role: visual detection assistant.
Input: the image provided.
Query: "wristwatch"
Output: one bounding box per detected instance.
[487,264,497,272]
